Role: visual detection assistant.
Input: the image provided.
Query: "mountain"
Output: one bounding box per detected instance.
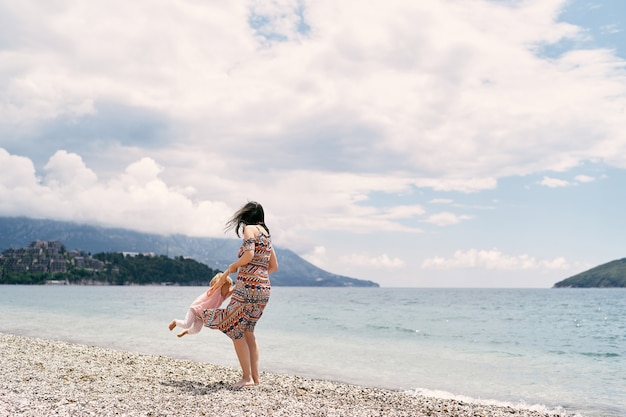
[0,217,379,287]
[553,258,626,288]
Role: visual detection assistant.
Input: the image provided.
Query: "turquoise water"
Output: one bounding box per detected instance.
[0,286,624,416]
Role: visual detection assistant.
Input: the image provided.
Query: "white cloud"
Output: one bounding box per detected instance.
[340,253,405,269]
[413,178,498,193]
[600,24,622,35]
[1,0,625,189]
[379,205,426,219]
[0,148,233,236]
[539,176,571,187]
[301,246,328,268]
[540,174,597,187]
[43,150,98,189]
[423,212,472,226]
[540,257,570,270]
[574,174,595,183]
[0,148,38,188]
[429,198,454,204]
[422,249,571,271]
[0,148,427,242]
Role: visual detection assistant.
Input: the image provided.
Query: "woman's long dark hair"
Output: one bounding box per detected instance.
[225,201,270,237]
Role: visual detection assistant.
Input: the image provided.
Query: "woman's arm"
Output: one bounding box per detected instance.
[268,248,278,274]
[224,226,256,275]
[225,251,253,275]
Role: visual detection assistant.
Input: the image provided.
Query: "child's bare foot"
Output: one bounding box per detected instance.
[177,330,189,338]
[168,320,176,331]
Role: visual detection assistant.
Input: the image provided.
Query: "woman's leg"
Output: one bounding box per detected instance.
[244,331,260,384]
[232,337,254,388]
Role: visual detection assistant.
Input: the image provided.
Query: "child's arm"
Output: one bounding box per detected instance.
[210,272,229,290]
[221,283,234,297]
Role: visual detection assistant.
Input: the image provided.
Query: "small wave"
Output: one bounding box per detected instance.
[395,326,424,334]
[365,324,427,335]
[304,314,330,322]
[549,350,621,358]
[407,388,579,416]
[580,352,620,358]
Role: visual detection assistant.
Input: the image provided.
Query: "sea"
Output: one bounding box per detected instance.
[0,286,624,417]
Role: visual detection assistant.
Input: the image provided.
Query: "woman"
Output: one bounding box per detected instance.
[203,201,278,388]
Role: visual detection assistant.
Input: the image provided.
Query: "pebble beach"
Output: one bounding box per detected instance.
[0,333,575,417]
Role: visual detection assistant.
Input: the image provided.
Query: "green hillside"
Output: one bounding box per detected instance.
[553,258,626,288]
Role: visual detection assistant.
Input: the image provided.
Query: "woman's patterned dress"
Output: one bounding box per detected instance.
[203,232,272,340]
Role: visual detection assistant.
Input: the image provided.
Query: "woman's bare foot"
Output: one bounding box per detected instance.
[232,378,256,389]
[177,330,189,338]
[168,320,176,331]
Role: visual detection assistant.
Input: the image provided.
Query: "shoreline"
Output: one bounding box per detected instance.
[0,333,573,417]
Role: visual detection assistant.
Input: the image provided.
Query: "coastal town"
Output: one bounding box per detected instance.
[0,240,216,286]
[0,240,105,282]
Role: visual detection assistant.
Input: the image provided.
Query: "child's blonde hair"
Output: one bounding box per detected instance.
[210,272,233,287]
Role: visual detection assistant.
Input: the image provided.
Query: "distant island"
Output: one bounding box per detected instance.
[553,258,626,288]
[0,217,379,287]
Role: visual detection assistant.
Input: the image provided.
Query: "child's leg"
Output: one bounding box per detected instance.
[188,316,203,334]
[170,309,195,331]
[178,315,203,337]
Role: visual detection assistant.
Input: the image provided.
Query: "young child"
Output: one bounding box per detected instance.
[169,273,234,338]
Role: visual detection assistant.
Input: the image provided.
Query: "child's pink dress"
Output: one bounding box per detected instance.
[174,287,229,335]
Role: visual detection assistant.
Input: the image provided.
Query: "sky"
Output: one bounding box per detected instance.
[1,0,625,288]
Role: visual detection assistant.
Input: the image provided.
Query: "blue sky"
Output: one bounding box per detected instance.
[1,0,625,287]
